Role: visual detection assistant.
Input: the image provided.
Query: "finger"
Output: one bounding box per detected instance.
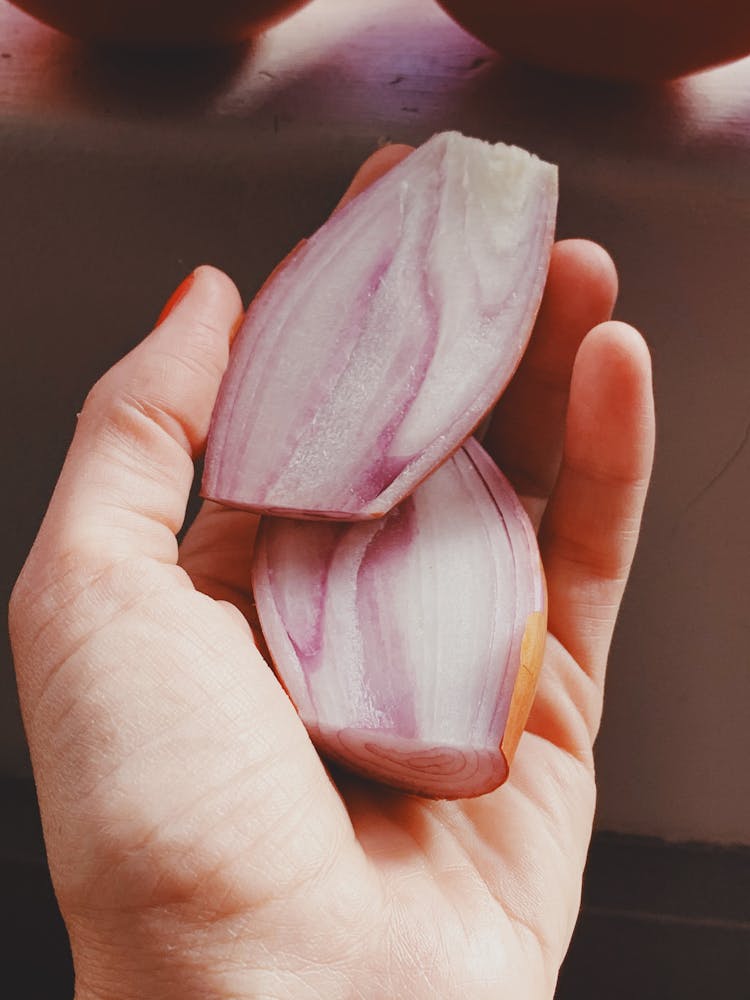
[540,321,655,712]
[250,145,415,295]
[34,266,244,570]
[333,143,414,212]
[179,500,260,618]
[484,240,618,527]
[178,500,268,658]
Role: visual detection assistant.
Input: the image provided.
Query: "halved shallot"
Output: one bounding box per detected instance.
[252,438,546,799]
[203,131,557,520]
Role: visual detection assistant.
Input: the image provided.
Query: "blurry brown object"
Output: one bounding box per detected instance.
[6,0,314,46]
[437,0,750,80]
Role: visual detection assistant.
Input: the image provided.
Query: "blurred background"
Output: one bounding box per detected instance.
[1,0,749,995]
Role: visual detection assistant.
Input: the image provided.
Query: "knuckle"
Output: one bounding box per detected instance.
[80,367,119,419]
[8,566,31,641]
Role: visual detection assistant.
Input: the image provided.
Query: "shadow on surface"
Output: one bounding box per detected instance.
[60,39,251,117]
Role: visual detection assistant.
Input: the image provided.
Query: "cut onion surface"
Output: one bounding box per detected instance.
[203,131,557,520]
[252,437,547,799]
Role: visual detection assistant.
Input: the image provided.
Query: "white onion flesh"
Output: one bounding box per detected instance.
[203,131,557,520]
[252,438,546,799]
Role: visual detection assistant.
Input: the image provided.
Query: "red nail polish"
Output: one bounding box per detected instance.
[157,271,195,326]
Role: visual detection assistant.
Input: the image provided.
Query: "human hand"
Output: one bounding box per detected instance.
[10,147,654,1000]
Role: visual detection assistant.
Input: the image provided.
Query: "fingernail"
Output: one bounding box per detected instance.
[157,271,195,326]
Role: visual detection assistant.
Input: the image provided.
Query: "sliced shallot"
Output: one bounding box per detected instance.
[203,131,557,520]
[252,437,546,799]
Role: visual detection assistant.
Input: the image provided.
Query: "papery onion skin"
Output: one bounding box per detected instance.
[252,438,547,799]
[203,131,557,521]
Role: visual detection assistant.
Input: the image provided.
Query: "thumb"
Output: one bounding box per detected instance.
[39,265,244,567]
[9,266,358,930]
[10,265,243,713]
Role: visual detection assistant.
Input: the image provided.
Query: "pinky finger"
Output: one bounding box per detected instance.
[540,321,655,733]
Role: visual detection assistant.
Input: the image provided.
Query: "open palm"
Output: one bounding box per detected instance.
[10,148,654,1000]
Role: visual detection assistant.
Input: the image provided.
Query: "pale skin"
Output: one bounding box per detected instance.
[9,146,655,1000]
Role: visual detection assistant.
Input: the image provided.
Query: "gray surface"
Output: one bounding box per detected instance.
[1,0,749,842]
